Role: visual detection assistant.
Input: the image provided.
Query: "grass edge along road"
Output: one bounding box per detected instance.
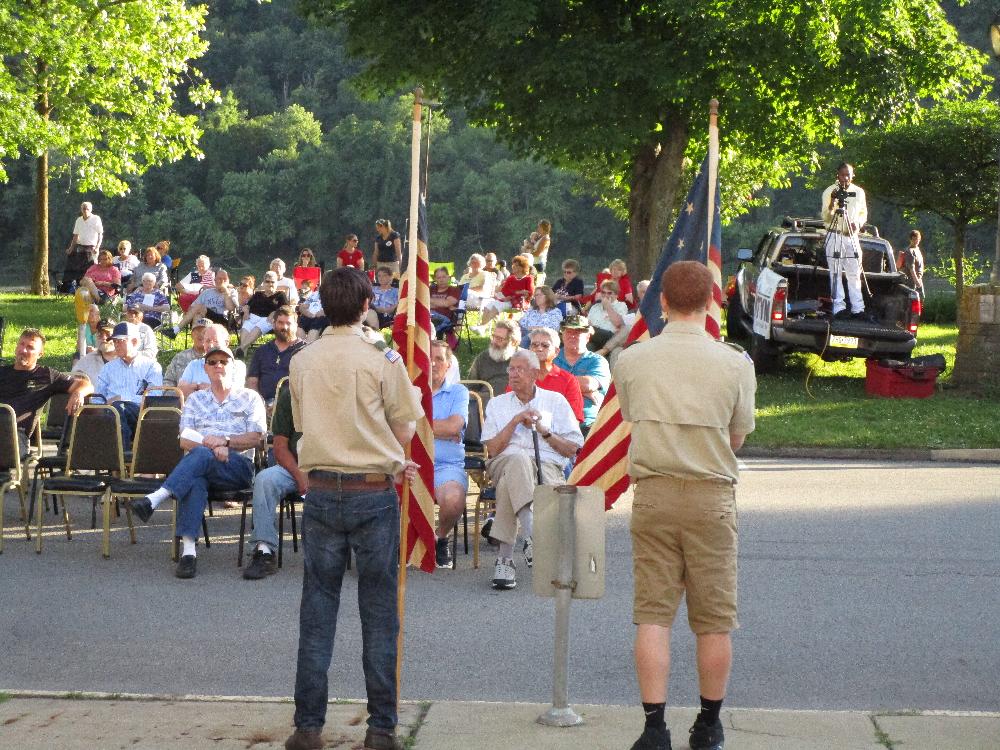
[1,293,997,450]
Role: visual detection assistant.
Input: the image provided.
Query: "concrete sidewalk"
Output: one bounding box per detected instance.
[1,692,998,749]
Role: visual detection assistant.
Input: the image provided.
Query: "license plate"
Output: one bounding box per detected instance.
[829,334,859,349]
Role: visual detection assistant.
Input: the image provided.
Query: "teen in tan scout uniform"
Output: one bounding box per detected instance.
[286,267,422,750]
[614,261,756,750]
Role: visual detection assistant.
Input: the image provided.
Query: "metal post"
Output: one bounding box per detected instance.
[993,139,1000,284]
[538,485,582,727]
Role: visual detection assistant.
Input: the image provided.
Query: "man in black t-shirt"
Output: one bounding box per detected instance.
[0,328,92,456]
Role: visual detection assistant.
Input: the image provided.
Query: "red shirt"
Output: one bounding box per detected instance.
[499,274,534,310]
[84,264,122,295]
[430,284,462,322]
[338,248,365,269]
[509,365,584,423]
[293,265,321,287]
[590,272,635,309]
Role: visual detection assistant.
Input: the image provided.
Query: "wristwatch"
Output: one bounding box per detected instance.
[541,431,552,440]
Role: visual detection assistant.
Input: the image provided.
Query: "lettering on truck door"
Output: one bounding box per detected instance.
[752,269,781,338]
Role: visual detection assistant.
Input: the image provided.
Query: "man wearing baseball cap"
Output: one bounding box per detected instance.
[128,342,266,579]
[71,318,118,387]
[96,321,162,445]
[554,314,611,436]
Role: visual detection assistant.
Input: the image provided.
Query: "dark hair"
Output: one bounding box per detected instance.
[836,162,853,174]
[274,304,297,320]
[19,327,46,345]
[661,261,712,314]
[320,267,373,326]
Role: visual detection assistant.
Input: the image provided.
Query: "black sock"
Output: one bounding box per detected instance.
[642,702,666,730]
[698,696,723,725]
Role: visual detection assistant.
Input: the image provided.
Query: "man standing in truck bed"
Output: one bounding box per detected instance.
[821,162,868,320]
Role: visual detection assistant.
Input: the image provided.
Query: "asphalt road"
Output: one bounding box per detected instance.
[1,458,997,711]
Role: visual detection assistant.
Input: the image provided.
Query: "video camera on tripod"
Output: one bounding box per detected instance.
[832,184,856,212]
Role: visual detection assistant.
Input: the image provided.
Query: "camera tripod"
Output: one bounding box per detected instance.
[824,188,871,315]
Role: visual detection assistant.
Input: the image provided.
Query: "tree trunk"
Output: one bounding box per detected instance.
[953,221,966,305]
[626,120,689,279]
[32,62,50,296]
[32,150,49,295]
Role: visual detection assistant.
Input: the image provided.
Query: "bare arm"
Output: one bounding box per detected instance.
[730,432,746,452]
[66,377,94,413]
[432,414,464,442]
[389,419,416,450]
[245,376,260,394]
[274,435,308,495]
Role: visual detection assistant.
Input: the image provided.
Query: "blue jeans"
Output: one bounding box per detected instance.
[111,401,141,445]
[163,446,254,538]
[292,486,400,732]
[248,464,297,553]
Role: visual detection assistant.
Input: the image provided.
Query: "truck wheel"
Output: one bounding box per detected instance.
[750,333,782,374]
[726,294,749,342]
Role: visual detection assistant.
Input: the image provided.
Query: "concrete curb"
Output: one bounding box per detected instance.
[739,446,1000,463]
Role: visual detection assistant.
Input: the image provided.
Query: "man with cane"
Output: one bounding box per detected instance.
[821,162,868,319]
[481,348,583,590]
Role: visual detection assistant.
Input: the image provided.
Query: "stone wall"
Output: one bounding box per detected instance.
[951,284,1000,390]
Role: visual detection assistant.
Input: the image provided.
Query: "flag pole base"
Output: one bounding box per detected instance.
[537,707,583,727]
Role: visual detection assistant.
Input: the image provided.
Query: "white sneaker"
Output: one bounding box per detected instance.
[492,557,516,590]
[522,537,533,568]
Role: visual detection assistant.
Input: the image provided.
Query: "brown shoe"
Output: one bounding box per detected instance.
[284,728,323,750]
[364,727,403,750]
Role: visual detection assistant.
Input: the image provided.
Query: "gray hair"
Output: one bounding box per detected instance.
[141,272,156,283]
[509,348,540,370]
[80,201,93,211]
[270,258,286,275]
[494,319,521,341]
[529,327,560,349]
[468,253,485,267]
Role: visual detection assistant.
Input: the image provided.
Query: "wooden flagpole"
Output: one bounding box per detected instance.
[396,86,423,703]
[707,98,719,249]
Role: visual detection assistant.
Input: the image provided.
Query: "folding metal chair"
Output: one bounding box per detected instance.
[0,403,31,551]
[140,385,185,411]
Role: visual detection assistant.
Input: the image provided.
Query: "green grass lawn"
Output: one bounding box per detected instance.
[3,293,998,449]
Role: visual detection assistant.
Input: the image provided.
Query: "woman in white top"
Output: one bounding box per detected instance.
[531,219,551,276]
[458,253,494,309]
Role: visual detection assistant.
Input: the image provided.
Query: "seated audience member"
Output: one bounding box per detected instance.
[178,323,247,397]
[167,269,237,338]
[96,322,163,445]
[1,328,91,458]
[518,286,564,347]
[554,316,611,435]
[429,340,469,569]
[113,240,140,289]
[163,318,210,387]
[458,253,494,309]
[236,271,290,357]
[479,254,534,328]
[79,250,122,305]
[298,279,313,301]
[467,319,519,398]
[597,279,649,366]
[127,246,169,293]
[483,252,501,278]
[552,258,586,315]
[176,255,215,312]
[526,328,585,424]
[429,267,462,346]
[337,234,366,270]
[587,279,628,351]
[270,258,299,305]
[82,304,102,352]
[243,380,302,579]
[155,240,173,272]
[296,282,329,343]
[481,348,583,590]
[125,273,171,328]
[588,258,635,309]
[123,304,159,360]
[365,267,399,330]
[293,247,322,290]
[128,343,266,579]
[73,321,117,387]
[246,306,305,405]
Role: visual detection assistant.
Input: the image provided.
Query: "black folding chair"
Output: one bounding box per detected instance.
[0,403,31,551]
[37,404,126,557]
[108,407,185,558]
[140,385,184,411]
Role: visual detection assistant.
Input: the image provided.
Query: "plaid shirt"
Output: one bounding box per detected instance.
[180,386,267,459]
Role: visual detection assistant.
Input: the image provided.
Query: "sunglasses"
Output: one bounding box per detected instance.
[205,359,229,366]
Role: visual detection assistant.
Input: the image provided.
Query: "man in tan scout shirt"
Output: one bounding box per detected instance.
[286,267,422,750]
[614,261,756,750]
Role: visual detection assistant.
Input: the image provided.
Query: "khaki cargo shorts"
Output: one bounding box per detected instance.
[631,475,738,634]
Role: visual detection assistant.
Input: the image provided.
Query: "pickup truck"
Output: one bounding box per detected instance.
[726,217,922,373]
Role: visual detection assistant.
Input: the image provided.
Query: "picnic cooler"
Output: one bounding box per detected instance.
[865,355,945,399]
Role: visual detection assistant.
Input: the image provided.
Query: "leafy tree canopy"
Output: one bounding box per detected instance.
[302,0,988,275]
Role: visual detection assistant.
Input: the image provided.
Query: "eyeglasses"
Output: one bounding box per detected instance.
[507,365,533,374]
[205,359,229,367]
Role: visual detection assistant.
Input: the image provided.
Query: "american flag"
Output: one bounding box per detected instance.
[391,195,437,573]
[569,154,723,508]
